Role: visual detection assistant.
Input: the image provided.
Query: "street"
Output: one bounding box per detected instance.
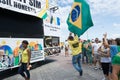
[0,51,104,80]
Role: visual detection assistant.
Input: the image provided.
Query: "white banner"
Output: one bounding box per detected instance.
[0,0,48,18]
[43,14,61,37]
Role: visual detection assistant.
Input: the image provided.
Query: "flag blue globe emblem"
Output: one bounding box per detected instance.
[71,5,80,22]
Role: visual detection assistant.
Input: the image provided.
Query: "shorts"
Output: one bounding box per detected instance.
[93,54,100,61]
[112,55,120,65]
[101,63,110,76]
[65,47,68,51]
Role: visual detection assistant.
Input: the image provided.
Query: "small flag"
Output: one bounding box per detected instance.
[38,0,49,19]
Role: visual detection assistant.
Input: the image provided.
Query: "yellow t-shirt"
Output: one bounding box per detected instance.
[68,35,82,56]
[22,49,29,63]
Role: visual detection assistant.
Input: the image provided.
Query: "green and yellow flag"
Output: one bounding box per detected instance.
[67,0,93,37]
[38,0,49,19]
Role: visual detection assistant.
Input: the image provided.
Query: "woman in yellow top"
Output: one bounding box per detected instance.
[18,40,31,80]
[68,33,83,76]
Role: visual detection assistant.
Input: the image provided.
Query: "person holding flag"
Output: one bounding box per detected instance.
[66,0,93,77]
[68,33,83,76]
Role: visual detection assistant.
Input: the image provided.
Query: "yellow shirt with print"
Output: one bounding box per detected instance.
[68,35,82,56]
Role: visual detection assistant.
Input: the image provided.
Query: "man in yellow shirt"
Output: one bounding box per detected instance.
[68,33,83,76]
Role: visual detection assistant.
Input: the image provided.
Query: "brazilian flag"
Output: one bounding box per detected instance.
[38,0,49,19]
[67,0,93,37]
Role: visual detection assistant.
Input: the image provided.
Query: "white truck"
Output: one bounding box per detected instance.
[0,0,60,72]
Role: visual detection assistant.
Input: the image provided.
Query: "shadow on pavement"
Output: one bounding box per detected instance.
[0,59,56,80]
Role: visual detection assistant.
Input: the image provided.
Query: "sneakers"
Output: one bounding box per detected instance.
[79,70,83,76]
[102,78,106,80]
[99,67,102,70]
[94,67,98,70]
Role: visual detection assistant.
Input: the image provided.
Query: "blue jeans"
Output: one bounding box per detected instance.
[72,53,82,72]
[18,63,30,79]
[82,50,88,63]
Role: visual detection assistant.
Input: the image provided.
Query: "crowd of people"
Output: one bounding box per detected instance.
[64,33,120,80]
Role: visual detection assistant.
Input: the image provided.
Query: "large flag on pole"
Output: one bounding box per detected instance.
[66,0,93,37]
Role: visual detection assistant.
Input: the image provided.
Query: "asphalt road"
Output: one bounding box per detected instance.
[0,51,104,80]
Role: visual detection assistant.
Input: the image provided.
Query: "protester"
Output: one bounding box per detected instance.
[92,38,101,70]
[82,40,88,64]
[64,40,69,57]
[98,38,111,80]
[104,34,120,80]
[111,38,120,80]
[68,33,83,76]
[18,40,31,80]
[86,40,93,65]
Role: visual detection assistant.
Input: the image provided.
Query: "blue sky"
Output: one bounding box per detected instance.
[53,0,120,41]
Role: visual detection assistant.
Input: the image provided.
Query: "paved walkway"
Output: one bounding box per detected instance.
[0,51,104,80]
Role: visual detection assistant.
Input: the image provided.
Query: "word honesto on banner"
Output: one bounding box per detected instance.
[0,0,41,8]
[0,0,47,18]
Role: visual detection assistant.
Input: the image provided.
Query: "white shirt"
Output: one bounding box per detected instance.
[65,41,69,48]
[92,43,101,54]
[100,46,111,63]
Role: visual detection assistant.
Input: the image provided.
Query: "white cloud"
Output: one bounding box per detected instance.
[89,0,120,16]
[113,23,120,27]
[111,34,120,39]
[57,0,73,7]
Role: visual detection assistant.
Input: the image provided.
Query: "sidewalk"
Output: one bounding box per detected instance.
[1,50,104,80]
